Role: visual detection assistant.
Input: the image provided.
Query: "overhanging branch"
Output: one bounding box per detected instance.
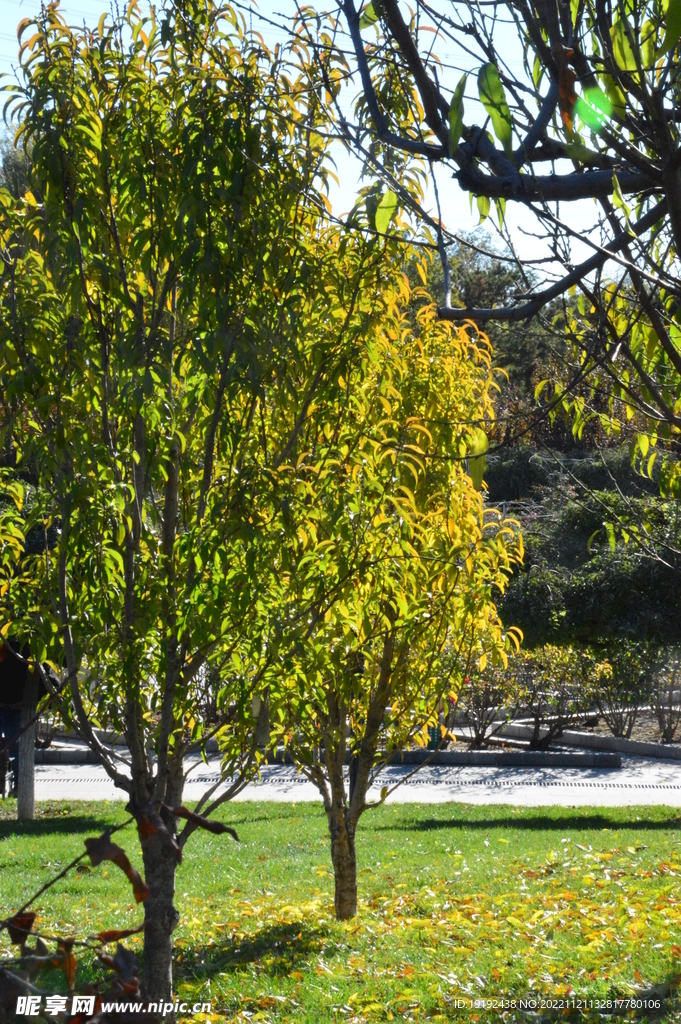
[438,196,667,322]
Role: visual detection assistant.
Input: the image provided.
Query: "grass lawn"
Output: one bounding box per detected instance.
[2,800,681,1022]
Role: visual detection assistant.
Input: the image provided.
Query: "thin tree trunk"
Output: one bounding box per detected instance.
[141,755,184,1003]
[18,672,38,820]
[328,807,358,920]
[141,832,180,1004]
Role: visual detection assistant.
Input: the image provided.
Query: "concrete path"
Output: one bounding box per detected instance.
[31,755,681,806]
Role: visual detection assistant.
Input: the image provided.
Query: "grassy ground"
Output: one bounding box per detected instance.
[2,800,681,1022]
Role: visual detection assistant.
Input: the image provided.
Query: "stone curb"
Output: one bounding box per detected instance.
[36,746,621,768]
[498,724,681,760]
[387,749,621,768]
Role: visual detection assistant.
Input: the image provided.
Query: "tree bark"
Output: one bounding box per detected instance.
[328,807,358,920]
[141,829,180,1004]
[18,672,38,820]
[141,759,184,1003]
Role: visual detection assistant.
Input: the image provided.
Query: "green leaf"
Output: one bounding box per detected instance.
[658,0,681,54]
[601,74,627,119]
[359,1,380,28]
[641,19,657,67]
[477,195,490,224]
[468,455,486,491]
[612,173,631,217]
[610,18,637,70]
[467,427,488,491]
[468,427,489,458]
[575,87,613,131]
[374,190,397,234]
[477,63,513,157]
[448,75,466,156]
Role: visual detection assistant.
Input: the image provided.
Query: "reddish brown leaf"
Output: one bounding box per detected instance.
[95,923,144,943]
[167,804,239,841]
[85,834,121,868]
[7,911,36,945]
[69,995,101,1024]
[136,806,182,864]
[51,940,76,989]
[557,49,577,131]
[84,835,150,903]
[136,816,156,840]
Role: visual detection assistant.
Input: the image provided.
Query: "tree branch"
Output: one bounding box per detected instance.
[438,196,667,321]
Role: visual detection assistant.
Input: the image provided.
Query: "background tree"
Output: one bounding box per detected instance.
[653,647,681,741]
[594,639,656,738]
[496,451,681,644]
[0,0,412,998]
[0,134,30,201]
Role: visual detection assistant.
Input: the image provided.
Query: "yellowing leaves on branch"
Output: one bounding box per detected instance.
[260,278,523,921]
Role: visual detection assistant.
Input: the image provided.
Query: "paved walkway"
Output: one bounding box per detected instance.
[31,755,681,806]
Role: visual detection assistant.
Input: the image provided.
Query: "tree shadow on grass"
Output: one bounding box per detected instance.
[378,812,681,834]
[175,920,332,982]
[0,813,121,839]
[215,813,288,828]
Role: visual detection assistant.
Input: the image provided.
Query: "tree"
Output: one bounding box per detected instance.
[264,288,522,919]
[594,639,655,737]
[499,471,681,645]
[304,0,681,485]
[0,0,412,998]
[509,644,599,746]
[653,647,681,741]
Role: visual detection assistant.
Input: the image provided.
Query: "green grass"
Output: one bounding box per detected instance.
[2,800,681,1021]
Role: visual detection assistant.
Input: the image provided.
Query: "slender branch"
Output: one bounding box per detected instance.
[438,197,667,321]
